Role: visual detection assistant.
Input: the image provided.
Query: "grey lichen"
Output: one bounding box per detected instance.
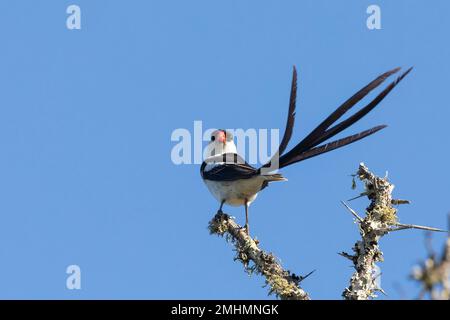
[209,212,310,300]
[342,163,403,300]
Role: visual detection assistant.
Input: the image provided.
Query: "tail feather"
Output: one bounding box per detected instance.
[306,67,413,149]
[263,173,287,181]
[273,67,412,170]
[260,173,287,191]
[279,125,386,168]
[287,67,402,156]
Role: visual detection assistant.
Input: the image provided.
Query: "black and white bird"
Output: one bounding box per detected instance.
[200,66,411,235]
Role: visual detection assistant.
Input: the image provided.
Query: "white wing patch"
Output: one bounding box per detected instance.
[203,162,225,172]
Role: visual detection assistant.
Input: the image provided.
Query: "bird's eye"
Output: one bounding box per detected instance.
[211,136,215,141]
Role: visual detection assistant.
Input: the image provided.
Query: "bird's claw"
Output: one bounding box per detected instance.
[244,224,250,236]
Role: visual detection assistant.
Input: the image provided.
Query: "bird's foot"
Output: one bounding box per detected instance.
[244,224,250,237]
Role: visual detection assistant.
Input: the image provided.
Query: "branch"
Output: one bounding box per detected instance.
[208,212,310,300]
[411,215,450,300]
[342,163,443,300]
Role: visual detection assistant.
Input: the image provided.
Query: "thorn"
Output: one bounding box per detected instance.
[347,192,368,201]
[299,269,316,282]
[338,252,355,261]
[341,201,363,222]
[376,287,388,296]
[390,223,447,233]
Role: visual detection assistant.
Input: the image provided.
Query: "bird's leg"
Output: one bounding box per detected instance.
[244,200,250,236]
[217,200,225,214]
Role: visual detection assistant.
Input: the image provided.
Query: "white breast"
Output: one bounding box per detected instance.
[203,176,264,207]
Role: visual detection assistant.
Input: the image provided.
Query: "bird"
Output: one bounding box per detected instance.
[200,66,412,236]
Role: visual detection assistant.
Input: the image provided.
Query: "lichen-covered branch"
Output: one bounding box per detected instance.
[341,163,443,300]
[411,216,450,300]
[209,212,310,300]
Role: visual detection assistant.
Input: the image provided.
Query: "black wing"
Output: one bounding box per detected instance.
[201,153,258,181]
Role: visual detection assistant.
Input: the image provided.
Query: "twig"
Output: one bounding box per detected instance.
[209,212,310,300]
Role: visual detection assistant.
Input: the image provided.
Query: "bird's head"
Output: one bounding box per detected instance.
[205,129,237,158]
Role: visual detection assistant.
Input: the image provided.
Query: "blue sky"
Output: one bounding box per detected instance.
[0,0,449,299]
